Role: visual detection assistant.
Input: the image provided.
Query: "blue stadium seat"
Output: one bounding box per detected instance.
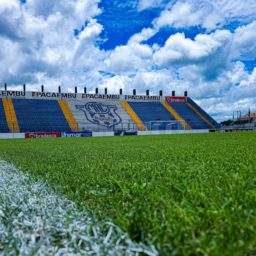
[0,99,9,133]
[187,98,220,128]
[12,99,72,132]
[128,102,179,130]
[169,102,210,129]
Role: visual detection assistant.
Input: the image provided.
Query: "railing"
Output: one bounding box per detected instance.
[221,123,256,131]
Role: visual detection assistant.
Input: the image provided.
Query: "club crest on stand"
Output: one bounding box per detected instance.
[76,102,121,128]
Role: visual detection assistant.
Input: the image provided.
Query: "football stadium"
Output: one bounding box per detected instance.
[1,0,256,255]
[0,87,219,137]
[0,88,255,255]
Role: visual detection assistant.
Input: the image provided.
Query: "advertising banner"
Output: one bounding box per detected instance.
[125,95,161,101]
[0,90,26,98]
[62,132,92,138]
[0,90,176,102]
[82,94,120,100]
[165,96,187,103]
[25,132,61,139]
[32,92,77,100]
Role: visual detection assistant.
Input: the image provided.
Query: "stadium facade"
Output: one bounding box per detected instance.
[0,89,220,137]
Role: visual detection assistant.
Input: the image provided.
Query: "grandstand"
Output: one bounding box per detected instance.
[13,99,72,133]
[0,90,219,134]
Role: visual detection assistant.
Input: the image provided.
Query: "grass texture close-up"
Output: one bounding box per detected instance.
[0,133,256,255]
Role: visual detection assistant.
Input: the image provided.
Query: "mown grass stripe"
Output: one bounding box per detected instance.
[0,160,157,255]
[0,133,255,254]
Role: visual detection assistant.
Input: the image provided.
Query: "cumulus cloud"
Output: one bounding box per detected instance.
[105,43,153,73]
[0,0,102,89]
[198,62,256,121]
[153,30,232,80]
[154,31,230,64]
[154,1,223,30]
[25,0,101,24]
[129,27,158,44]
[137,0,168,11]
[133,70,175,93]
[232,21,256,61]
[0,0,255,120]
[98,75,133,94]
[154,0,256,31]
[130,0,256,46]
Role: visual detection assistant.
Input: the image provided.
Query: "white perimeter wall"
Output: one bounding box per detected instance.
[137,130,209,136]
[0,133,25,139]
[0,130,210,139]
[92,132,115,137]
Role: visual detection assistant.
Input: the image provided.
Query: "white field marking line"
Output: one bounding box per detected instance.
[0,160,158,256]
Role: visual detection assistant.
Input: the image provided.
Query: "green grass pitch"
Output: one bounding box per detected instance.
[0,132,256,255]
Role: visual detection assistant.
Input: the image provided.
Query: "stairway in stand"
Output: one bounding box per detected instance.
[2,98,20,133]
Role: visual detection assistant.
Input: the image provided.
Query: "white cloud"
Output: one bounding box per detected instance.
[129,27,158,44]
[98,75,133,94]
[133,70,175,93]
[105,43,153,73]
[154,0,256,31]
[137,0,168,11]
[179,62,256,121]
[0,0,103,89]
[0,0,20,17]
[0,0,255,121]
[232,21,256,61]
[25,0,101,25]
[153,30,232,80]
[154,2,223,30]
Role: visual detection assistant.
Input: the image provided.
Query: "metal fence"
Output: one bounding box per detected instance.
[221,122,256,131]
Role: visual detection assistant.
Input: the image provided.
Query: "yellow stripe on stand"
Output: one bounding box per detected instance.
[58,100,80,132]
[161,101,191,130]
[2,98,20,133]
[2,99,12,132]
[8,99,19,133]
[121,101,147,131]
[186,102,216,129]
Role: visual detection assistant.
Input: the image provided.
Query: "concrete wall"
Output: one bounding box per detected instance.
[92,131,115,137]
[0,130,210,139]
[138,130,209,136]
[0,133,25,139]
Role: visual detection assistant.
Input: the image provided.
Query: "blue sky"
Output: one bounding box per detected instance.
[97,0,164,49]
[0,0,256,120]
[97,0,207,50]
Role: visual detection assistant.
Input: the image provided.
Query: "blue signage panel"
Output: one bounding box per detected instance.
[62,132,92,138]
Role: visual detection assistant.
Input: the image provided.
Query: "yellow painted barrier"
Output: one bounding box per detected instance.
[186,102,216,129]
[161,101,191,130]
[2,98,20,133]
[58,100,80,132]
[121,101,147,131]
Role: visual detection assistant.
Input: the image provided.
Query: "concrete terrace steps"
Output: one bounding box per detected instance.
[2,98,20,133]
[0,99,9,133]
[161,102,191,130]
[121,102,147,131]
[58,100,80,132]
